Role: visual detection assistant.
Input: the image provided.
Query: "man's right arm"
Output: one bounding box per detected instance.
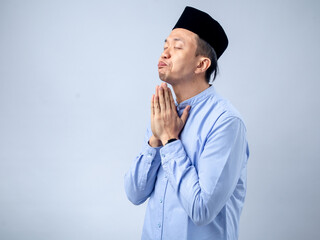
[124,127,162,205]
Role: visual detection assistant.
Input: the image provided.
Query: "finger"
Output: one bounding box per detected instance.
[167,87,176,111]
[151,94,155,116]
[163,87,171,110]
[154,86,160,114]
[154,92,160,115]
[155,85,158,97]
[181,105,191,125]
[158,86,166,111]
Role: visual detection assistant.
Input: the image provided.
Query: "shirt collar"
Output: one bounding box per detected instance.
[176,85,216,109]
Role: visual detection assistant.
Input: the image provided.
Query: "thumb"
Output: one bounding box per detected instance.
[180,105,191,125]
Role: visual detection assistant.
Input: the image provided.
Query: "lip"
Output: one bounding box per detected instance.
[158,61,168,68]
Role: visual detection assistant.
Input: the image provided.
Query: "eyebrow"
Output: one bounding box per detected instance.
[164,38,185,43]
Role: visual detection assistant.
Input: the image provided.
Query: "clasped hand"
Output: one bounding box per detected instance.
[150,83,190,147]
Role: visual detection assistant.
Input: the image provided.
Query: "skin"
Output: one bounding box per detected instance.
[149,28,212,147]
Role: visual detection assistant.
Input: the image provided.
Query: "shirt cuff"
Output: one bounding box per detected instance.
[147,140,163,150]
[140,142,162,163]
[159,139,186,164]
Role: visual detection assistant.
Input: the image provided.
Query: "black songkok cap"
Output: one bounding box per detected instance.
[173,6,228,59]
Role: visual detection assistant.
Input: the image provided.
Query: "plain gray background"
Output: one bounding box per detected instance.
[1,0,319,239]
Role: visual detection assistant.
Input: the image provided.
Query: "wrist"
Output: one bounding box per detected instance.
[165,138,178,145]
[160,135,178,146]
[149,135,162,148]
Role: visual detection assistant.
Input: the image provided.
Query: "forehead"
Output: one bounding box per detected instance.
[165,28,198,44]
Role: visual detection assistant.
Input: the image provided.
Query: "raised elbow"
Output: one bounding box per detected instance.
[124,178,149,205]
[190,212,213,226]
[126,192,147,206]
[189,196,218,226]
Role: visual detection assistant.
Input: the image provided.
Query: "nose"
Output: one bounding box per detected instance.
[161,48,171,59]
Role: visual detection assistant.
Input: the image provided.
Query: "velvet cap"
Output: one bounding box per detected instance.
[173,6,228,59]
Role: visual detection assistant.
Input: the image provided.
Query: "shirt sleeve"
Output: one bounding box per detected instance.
[124,127,162,205]
[160,116,249,226]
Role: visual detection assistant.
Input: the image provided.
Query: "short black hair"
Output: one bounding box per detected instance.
[195,36,219,83]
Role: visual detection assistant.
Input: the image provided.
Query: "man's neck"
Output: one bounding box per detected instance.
[172,77,210,104]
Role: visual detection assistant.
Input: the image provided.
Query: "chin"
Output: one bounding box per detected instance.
[158,72,177,86]
[158,72,168,82]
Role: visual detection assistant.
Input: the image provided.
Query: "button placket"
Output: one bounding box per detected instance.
[156,169,168,239]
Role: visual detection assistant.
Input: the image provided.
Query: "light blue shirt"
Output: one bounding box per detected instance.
[124,86,249,240]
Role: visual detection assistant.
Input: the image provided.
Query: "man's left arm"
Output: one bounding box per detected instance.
[160,116,249,226]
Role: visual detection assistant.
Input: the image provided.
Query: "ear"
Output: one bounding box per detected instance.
[195,57,211,74]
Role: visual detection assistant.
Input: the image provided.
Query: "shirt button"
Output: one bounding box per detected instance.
[161,154,165,158]
[147,153,152,157]
[160,199,163,203]
[158,223,161,228]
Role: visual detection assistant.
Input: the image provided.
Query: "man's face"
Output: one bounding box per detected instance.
[158,28,199,84]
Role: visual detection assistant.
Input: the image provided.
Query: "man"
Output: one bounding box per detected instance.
[124,6,249,240]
